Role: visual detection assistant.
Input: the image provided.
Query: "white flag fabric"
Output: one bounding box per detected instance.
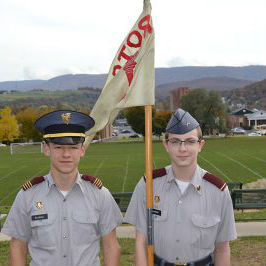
[85,0,154,145]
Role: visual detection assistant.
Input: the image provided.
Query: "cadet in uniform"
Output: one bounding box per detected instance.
[1,110,123,266]
[124,108,237,266]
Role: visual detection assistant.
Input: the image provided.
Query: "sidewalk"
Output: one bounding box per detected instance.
[1,222,264,241]
[116,222,266,238]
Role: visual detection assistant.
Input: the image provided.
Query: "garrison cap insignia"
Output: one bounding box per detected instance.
[22,176,45,191]
[196,185,201,191]
[203,172,227,191]
[61,112,71,124]
[82,175,103,189]
[36,201,43,209]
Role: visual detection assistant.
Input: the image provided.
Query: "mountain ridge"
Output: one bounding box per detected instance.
[0,65,265,91]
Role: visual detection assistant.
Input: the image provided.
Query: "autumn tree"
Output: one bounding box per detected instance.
[181,88,227,134]
[0,106,19,144]
[124,106,155,137]
[153,111,171,139]
[16,107,42,141]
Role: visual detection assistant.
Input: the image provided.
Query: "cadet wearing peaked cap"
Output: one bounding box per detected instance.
[34,110,95,145]
[1,110,123,266]
[124,108,236,266]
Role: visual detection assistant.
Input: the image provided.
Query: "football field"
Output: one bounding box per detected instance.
[0,136,265,206]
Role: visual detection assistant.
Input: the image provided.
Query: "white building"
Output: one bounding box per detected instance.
[245,110,266,128]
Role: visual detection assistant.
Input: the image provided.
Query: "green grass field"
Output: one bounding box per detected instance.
[0,136,265,206]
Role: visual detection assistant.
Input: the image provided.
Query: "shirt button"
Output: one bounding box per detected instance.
[63,235,68,239]
[63,217,67,220]
[178,200,182,204]
[176,239,180,242]
[63,199,66,202]
[63,255,67,258]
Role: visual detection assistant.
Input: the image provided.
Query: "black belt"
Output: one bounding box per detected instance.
[154,253,213,266]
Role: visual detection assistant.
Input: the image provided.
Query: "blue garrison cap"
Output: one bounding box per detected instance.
[34,110,95,145]
[166,108,199,134]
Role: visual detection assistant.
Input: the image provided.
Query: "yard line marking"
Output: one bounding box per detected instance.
[93,158,107,177]
[122,155,130,192]
[153,160,157,169]
[0,166,48,205]
[199,155,232,182]
[240,151,266,163]
[0,166,27,182]
[217,152,265,179]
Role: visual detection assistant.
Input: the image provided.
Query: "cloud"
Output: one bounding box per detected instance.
[166,57,205,67]
[23,66,102,80]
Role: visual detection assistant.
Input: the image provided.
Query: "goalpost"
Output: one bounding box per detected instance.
[10,142,43,155]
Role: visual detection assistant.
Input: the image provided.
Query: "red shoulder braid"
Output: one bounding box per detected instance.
[22,176,45,191]
[203,172,227,191]
[82,175,103,189]
[143,167,167,182]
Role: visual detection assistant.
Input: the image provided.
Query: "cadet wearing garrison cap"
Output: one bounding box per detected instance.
[124,108,236,266]
[2,110,123,266]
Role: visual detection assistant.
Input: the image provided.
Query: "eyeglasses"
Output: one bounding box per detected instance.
[166,138,201,147]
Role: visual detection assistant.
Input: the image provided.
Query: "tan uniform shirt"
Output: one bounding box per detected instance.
[2,173,123,266]
[124,165,237,263]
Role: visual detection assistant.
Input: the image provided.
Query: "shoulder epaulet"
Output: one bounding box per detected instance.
[22,176,45,191]
[82,175,103,189]
[203,172,227,191]
[143,168,167,182]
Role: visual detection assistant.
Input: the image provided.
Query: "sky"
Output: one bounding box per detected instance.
[0,0,265,82]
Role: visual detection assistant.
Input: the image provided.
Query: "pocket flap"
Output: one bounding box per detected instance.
[191,214,220,228]
[154,209,168,222]
[72,211,97,224]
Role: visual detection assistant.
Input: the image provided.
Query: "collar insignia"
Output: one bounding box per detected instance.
[155,195,160,204]
[61,112,71,124]
[186,122,190,127]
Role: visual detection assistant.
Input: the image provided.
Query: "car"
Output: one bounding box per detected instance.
[121,129,132,134]
[129,134,140,138]
[248,132,261,136]
[231,127,246,135]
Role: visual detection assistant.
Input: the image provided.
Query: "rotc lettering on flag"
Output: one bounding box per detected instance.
[85,0,155,145]
[112,15,153,100]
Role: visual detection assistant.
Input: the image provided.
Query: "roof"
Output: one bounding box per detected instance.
[231,108,254,116]
[245,110,266,120]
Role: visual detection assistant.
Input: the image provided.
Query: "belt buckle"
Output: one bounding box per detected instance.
[175,261,187,266]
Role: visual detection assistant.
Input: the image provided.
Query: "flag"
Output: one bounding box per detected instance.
[85,0,154,145]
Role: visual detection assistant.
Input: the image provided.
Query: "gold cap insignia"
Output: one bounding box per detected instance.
[196,185,201,191]
[36,201,43,209]
[154,195,160,204]
[61,113,71,124]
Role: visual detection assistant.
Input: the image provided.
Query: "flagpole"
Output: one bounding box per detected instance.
[145,105,154,266]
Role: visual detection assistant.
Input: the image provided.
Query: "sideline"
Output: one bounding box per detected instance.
[2,222,265,241]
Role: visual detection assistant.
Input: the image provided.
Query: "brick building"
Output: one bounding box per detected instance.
[169,87,190,112]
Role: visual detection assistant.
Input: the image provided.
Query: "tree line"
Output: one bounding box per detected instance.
[0,89,227,144]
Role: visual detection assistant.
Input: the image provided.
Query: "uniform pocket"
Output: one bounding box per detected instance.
[30,212,56,247]
[191,214,220,249]
[72,211,98,244]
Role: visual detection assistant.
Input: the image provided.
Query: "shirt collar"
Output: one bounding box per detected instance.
[45,172,85,195]
[166,165,205,195]
[190,165,206,195]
